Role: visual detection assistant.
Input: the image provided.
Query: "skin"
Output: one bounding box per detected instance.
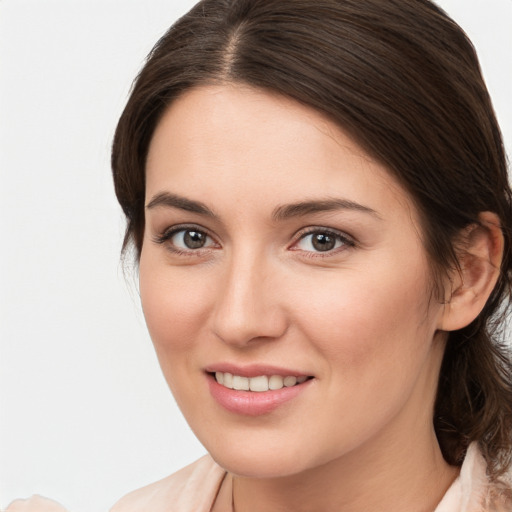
[139,84,497,511]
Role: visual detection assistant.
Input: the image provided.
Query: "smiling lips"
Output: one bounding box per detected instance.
[215,372,309,392]
[207,368,313,415]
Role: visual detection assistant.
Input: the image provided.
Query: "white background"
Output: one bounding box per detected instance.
[0,1,510,511]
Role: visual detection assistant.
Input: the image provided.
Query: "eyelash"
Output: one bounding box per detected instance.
[153,224,217,256]
[291,227,356,258]
[152,224,356,257]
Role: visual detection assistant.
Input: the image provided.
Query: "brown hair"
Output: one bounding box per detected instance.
[112,0,512,478]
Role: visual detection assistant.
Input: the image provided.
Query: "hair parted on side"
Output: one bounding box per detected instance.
[111,0,512,479]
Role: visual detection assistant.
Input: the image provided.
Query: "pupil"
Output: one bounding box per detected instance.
[184,230,206,249]
[312,233,335,251]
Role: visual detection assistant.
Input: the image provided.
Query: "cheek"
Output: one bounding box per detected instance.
[287,261,439,449]
[292,256,435,375]
[139,253,212,362]
[139,255,218,410]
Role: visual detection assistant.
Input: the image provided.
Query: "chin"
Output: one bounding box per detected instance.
[213,451,306,479]
[201,433,323,479]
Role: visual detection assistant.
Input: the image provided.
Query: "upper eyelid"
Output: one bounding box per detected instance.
[161,223,213,237]
[289,227,357,254]
[293,226,355,242]
[153,223,218,245]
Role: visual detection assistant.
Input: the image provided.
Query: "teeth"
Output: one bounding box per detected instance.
[269,375,284,390]
[223,372,233,389]
[233,375,250,390]
[214,372,309,392]
[249,375,269,392]
[283,376,297,387]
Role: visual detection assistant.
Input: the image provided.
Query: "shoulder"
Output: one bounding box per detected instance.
[488,465,512,512]
[4,496,68,512]
[463,443,512,512]
[436,443,512,512]
[109,454,227,512]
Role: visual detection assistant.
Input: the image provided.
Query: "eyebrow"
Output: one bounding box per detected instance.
[146,192,217,218]
[271,198,380,221]
[146,192,380,221]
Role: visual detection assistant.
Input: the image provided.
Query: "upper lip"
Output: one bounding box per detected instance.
[204,363,312,378]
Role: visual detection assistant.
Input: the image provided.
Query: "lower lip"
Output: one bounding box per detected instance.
[207,374,312,416]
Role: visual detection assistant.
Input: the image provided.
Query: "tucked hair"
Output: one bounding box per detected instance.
[112,0,512,478]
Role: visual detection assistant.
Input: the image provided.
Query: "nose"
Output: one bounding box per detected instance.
[211,251,288,347]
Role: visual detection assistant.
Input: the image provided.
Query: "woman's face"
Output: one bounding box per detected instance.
[140,84,448,477]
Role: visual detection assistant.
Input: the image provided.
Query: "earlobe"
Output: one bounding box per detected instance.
[438,212,504,332]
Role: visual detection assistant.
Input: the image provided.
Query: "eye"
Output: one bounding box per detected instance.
[154,226,217,252]
[293,229,354,254]
[173,228,214,249]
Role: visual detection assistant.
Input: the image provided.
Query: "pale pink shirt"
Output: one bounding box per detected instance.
[6,443,511,511]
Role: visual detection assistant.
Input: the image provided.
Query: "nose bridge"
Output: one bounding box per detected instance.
[212,245,286,346]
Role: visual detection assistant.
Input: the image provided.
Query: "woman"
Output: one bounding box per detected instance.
[7,0,512,510]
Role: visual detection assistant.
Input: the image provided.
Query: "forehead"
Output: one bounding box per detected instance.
[145,84,417,225]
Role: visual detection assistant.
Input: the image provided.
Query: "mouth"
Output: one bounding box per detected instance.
[211,372,312,392]
[205,367,314,416]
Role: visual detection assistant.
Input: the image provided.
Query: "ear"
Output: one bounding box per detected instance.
[438,212,504,332]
